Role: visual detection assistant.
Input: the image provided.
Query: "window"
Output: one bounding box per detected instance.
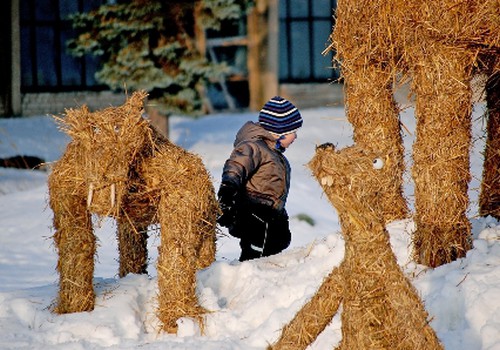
[20,0,106,92]
[279,0,339,83]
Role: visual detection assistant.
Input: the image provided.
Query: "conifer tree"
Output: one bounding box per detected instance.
[67,0,250,116]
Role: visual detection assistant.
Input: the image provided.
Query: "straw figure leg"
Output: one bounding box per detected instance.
[155,181,216,332]
[143,147,217,333]
[49,156,96,313]
[342,66,409,223]
[334,219,442,350]
[156,204,201,333]
[117,216,149,277]
[382,271,444,349]
[195,202,217,270]
[268,267,344,350]
[479,72,500,219]
[411,47,474,267]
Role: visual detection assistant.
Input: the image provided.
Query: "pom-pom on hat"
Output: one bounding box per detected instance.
[258,96,303,135]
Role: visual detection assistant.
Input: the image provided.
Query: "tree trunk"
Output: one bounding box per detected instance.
[247,0,279,110]
[117,217,149,277]
[145,103,169,139]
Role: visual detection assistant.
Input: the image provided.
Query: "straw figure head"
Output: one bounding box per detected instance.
[309,142,395,230]
[53,90,154,219]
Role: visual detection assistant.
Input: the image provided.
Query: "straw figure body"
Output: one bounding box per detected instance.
[269,143,443,350]
[330,0,500,267]
[48,91,217,333]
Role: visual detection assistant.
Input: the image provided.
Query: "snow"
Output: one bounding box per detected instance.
[1,103,500,349]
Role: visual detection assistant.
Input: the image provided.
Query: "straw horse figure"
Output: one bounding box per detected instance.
[330,0,500,267]
[269,143,443,350]
[48,91,217,333]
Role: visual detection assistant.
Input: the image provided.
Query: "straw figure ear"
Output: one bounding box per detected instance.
[48,91,217,333]
[327,0,500,267]
[269,143,443,350]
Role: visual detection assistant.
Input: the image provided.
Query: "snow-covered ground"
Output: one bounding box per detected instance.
[0,103,499,349]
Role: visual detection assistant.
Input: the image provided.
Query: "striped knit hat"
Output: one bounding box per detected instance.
[258,96,303,135]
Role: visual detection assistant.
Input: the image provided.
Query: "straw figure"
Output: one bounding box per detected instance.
[329,0,500,267]
[48,91,217,333]
[269,143,443,350]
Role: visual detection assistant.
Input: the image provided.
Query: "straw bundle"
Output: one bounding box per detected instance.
[329,0,500,267]
[410,45,474,267]
[330,0,410,224]
[50,164,95,313]
[142,141,217,333]
[48,91,217,333]
[269,143,443,350]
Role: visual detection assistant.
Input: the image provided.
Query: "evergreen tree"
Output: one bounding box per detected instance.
[67,0,251,115]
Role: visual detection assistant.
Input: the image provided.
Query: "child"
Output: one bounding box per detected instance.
[217,96,303,261]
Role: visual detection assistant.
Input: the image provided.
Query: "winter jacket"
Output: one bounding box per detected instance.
[220,121,291,212]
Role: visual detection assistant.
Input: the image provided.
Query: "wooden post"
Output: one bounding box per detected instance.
[10,0,22,115]
[247,0,279,111]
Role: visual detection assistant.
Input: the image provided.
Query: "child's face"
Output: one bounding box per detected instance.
[280,132,297,148]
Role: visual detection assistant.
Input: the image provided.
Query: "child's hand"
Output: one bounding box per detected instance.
[217,183,239,228]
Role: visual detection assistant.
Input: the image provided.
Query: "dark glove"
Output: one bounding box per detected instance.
[217,183,239,228]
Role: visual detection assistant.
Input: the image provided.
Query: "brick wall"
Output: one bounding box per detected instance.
[280,83,345,109]
[20,91,128,116]
[18,90,170,138]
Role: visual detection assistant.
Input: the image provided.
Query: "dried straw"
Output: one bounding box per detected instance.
[328,0,500,267]
[270,144,443,350]
[49,91,217,333]
[268,268,343,350]
[410,45,474,267]
[50,168,96,313]
[341,66,408,223]
[142,141,218,333]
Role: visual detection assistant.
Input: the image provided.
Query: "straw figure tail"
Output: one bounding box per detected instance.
[269,143,443,350]
[48,91,217,333]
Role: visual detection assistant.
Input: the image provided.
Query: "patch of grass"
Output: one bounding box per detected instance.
[294,213,315,226]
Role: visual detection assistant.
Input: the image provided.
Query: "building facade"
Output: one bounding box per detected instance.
[2,0,342,117]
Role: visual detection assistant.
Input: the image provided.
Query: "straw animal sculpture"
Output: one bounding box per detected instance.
[269,143,443,350]
[48,91,217,333]
[328,0,500,267]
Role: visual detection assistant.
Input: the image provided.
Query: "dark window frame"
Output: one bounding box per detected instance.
[20,0,107,93]
[279,0,339,84]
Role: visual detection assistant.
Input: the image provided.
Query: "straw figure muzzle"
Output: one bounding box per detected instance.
[48,91,218,333]
[269,142,443,350]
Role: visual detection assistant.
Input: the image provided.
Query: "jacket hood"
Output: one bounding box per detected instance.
[233,121,275,147]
